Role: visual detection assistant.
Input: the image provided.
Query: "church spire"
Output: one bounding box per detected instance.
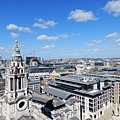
[2,40,32,120]
[12,40,21,57]
[15,40,18,50]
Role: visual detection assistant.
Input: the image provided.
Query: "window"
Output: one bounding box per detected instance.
[17,63,19,67]
[18,69,20,73]
[89,108,93,112]
[21,69,23,73]
[18,77,21,89]
[94,115,96,118]
[90,115,92,118]
[10,78,13,91]
[13,63,15,67]
[89,103,93,107]
[89,99,93,103]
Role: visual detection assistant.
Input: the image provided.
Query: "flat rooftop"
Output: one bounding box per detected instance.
[56,75,99,85]
[74,89,103,97]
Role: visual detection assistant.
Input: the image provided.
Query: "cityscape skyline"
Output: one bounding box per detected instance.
[0,0,120,60]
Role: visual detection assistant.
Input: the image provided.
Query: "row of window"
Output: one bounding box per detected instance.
[10,77,26,91]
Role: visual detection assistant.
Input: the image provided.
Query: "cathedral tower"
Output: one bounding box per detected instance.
[2,40,32,120]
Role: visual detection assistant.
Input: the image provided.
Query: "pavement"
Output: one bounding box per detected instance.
[95,103,120,120]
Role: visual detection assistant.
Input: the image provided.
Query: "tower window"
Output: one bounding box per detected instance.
[13,63,15,67]
[18,69,20,73]
[18,77,21,89]
[17,63,19,67]
[21,69,23,73]
[10,78,13,91]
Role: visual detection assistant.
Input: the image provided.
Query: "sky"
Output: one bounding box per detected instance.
[0,0,120,60]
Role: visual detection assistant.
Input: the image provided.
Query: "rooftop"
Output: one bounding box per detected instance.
[56,75,99,85]
[32,91,65,108]
[74,89,103,97]
[69,116,79,120]
[43,86,74,100]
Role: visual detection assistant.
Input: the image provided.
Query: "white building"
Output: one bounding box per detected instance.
[48,74,113,120]
[29,72,50,82]
[2,40,33,120]
[28,81,40,93]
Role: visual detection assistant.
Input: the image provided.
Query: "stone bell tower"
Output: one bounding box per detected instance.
[2,40,32,120]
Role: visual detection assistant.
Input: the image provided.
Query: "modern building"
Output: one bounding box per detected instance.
[48,74,113,120]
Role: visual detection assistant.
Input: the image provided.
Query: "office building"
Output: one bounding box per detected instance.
[48,74,112,120]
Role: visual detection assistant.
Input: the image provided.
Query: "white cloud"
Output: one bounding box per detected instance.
[84,40,103,48]
[62,47,72,52]
[0,47,9,53]
[113,45,116,48]
[42,45,55,49]
[92,40,104,44]
[4,50,8,53]
[37,35,59,41]
[45,20,57,27]
[87,43,94,47]
[0,47,4,51]
[106,32,118,38]
[37,18,44,22]
[87,50,91,52]
[71,33,80,36]
[6,24,32,33]
[104,0,120,17]
[33,18,57,29]
[94,49,99,52]
[33,23,49,29]
[68,9,98,22]
[116,38,120,43]
[118,43,120,46]
[18,27,32,33]
[115,39,120,46]
[58,33,68,39]
[19,44,25,48]
[10,32,20,38]
[6,24,18,30]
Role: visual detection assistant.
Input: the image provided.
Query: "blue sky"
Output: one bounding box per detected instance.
[0,0,120,60]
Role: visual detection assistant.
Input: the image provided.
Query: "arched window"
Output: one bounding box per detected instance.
[13,63,15,67]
